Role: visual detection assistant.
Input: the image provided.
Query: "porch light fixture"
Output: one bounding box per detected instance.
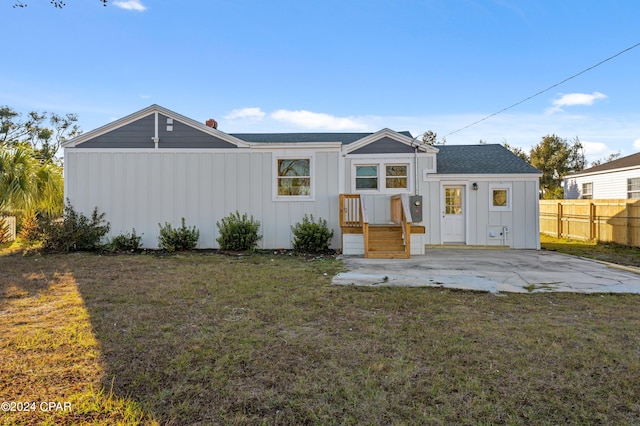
[472,182,478,190]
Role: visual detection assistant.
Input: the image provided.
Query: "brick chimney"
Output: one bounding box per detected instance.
[205,118,218,129]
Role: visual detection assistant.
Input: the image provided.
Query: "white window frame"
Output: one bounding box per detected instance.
[354,164,380,191]
[351,160,412,194]
[489,183,512,212]
[582,182,593,199]
[628,177,640,199]
[385,164,409,190]
[273,154,315,201]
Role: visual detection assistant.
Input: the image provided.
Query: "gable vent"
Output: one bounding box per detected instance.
[205,118,218,129]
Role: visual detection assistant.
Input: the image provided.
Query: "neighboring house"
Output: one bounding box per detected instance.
[63,105,541,256]
[564,152,640,199]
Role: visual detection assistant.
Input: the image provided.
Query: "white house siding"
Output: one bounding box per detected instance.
[565,168,640,199]
[64,150,340,249]
[343,154,431,225]
[419,176,540,249]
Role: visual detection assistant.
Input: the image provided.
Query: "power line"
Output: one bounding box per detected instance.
[444,41,640,138]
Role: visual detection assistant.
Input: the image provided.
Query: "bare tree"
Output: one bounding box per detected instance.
[590,152,621,167]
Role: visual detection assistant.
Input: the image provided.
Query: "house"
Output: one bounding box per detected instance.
[564,152,640,199]
[62,105,542,256]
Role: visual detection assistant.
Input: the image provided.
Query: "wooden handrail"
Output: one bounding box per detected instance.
[361,196,369,258]
[391,194,412,258]
[340,194,370,257]
[360,195,369,225]
[340,194,362,227]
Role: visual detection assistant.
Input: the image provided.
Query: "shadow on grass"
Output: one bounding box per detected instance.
[0,251,157,425]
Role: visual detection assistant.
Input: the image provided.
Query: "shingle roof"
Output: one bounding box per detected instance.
[569,151,640,176]
[230,131,413,144]
[230,133,539,175]
[437,144,540,174]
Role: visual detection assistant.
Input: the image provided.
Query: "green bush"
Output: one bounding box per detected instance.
[291,214,334,253]
[216,211,262,251]
[158,218,199,252]
[109,229,142,252]
[41,201,110,252]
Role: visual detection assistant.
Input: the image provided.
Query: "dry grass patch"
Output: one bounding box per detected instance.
[1,250,640,424]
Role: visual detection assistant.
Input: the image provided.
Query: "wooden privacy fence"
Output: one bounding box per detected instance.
[0,216,17,242]
[540,199,640,247]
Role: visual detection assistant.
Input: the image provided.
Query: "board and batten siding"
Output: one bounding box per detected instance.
[64,150,340,249]
[420,177,539,249]
[343,153,431,224]
[565,168,640,199]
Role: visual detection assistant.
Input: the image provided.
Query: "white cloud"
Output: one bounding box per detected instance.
[113,0,146,11]
[213,105,640,160]
[224,107,266,121]
[580,140,610,158]
[270,109,368,130]
[546,92,607,114]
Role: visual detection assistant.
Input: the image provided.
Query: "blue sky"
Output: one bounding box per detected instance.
[2,0,639,163]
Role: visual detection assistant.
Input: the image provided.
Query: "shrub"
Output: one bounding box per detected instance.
[216,211,261,251]
[19,211,42,242]
[158,218,199,252]
[291,214,334,253]
[109,229,143,252]
[41,201,110,252]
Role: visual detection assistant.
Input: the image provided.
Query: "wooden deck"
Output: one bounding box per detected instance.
[340,194,424,258]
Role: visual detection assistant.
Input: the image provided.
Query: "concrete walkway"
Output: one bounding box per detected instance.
[332,249,640,294]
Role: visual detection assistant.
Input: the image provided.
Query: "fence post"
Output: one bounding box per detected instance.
[589,202,595,241]
[626,201,632,246]
[557,202,563,238]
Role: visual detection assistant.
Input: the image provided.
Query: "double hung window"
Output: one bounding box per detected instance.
[276,158,312,198]
[355,165,379,189]
[628,178,640,199]
[354,162,410,193]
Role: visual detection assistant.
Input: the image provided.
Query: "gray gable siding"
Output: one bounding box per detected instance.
[157,114,237,148]
[77,114,237,149]
[349,137,415,154]
[79,115,156,148]
[437,144,539,174]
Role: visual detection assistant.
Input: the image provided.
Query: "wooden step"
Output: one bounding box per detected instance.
[369,231,402,240]
[366,251,410,259]
[366,225,408,258]
[369,244,406,252]
[369,225,402,232]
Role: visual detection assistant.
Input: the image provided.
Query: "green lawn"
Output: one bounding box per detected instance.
[1,248,640,425]
[540,234,640,268]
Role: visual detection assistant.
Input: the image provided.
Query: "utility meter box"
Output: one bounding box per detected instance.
[409,195,423,223]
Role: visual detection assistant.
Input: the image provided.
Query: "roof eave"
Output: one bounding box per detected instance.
[342,128,438,154]
[63,104,252,149]
[565,164,640,179]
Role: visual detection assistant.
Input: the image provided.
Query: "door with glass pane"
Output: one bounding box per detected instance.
[442,185,465,243]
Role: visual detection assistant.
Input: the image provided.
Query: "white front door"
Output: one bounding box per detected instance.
[442,185,466,244]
